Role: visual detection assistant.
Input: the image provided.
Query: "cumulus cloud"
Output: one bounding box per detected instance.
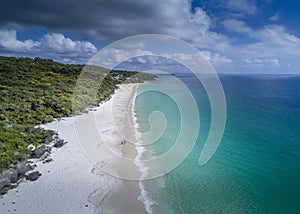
[0,30,39,52]
[40,33,97,53]
[0,0,299,72]
[0,29,97,62]
[190,8,211,34]
[0,0,230,52]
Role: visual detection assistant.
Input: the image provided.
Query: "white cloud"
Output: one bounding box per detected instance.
[0,1,235,68]
[1,0,300,73]
[200,51,233,64]
[240,25,300,58]
[88,46,232,73]
[0,29,97,62]
[245,58,280,67]
[222,19,252,33]
[269,12,280,22]
[0,29,39,52]
[223,20,300,54]
[158,5,231,51]
[89,48,153,68]
[255,25,300,46]
[218,18,300,72]
[40,33,97,54]
[221,19,300,59]
[190,7,211,34]
[0,2,232,63]
[226,0,257,15]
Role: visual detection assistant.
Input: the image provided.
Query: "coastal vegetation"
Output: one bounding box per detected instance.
[0,56,155,174]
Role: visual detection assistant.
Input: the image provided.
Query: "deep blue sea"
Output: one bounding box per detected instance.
[134,74,300,213]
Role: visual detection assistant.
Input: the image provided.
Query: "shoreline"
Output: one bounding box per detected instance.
[0,83,147,214]
[93,83,147,213]
[132,88,155,214]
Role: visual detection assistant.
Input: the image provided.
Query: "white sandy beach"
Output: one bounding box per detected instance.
[0,84,146,214]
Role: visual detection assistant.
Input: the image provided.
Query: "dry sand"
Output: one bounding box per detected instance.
[0,84,146,214]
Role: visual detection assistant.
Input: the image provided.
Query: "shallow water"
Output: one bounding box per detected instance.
[134,74,300,213]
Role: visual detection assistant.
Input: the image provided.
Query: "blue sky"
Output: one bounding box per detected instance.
[0,0,300,73]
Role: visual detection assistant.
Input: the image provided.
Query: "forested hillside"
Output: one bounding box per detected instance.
[0,56,154,172]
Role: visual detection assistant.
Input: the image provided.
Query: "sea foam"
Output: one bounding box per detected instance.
[132,86,156,214]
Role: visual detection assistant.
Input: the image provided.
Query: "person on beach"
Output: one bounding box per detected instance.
[120,140,127,145]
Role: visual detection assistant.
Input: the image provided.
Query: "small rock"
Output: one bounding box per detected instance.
[42,157,53,164]
[45,133,57,144]
[33,145,50,158]
[26,171,41,181]
[0,178,10,191]
[15,162,32,176]
[53,139,64,148]
[2,169,18,183]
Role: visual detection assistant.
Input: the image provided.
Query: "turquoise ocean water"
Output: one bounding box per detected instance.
[134,74,300,213]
